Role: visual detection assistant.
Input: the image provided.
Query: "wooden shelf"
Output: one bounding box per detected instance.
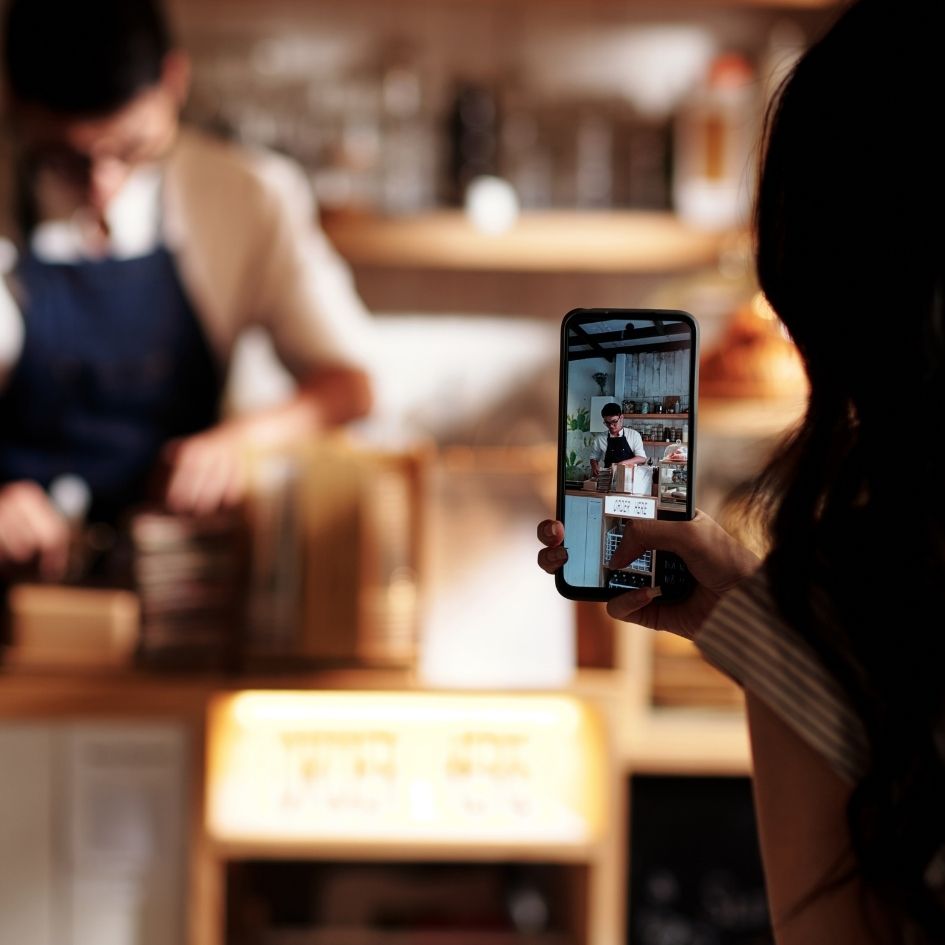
[322,211,735,274]
[621,707,750,775]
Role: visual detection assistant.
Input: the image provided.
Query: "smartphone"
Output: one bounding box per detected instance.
[555,308,698,602]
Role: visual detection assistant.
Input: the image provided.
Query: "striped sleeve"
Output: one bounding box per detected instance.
[696,571,870,785]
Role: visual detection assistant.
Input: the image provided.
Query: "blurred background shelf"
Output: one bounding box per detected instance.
[322,211,738,274]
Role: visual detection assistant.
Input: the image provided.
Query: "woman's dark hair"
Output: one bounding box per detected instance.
[752,0,945,938]
[2,0,172,116]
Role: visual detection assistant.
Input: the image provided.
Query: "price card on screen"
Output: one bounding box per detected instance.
[604,495,657,519]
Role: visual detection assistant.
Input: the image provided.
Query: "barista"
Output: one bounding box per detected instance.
[0,0,373,579]
[589,403,647,478]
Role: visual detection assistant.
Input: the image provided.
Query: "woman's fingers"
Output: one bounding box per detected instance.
[537,544,568,574]
[537,521,567,572]
[609,517,685,569]
[537,519,564,548]
[606,587,661,626]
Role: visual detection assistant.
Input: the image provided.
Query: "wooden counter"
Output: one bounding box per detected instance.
[0,657,747,945]
[0,664,746,771]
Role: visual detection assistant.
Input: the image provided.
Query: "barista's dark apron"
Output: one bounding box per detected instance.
[0,245,221,523]
[604,431,633,469]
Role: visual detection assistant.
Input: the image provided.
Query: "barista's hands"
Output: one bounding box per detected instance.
[537,511,760,639]
[162,421,249,516]
[0,481,69,580]
[160,368,372,517]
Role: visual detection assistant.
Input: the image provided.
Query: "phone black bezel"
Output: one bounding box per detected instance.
[554,307,699,602]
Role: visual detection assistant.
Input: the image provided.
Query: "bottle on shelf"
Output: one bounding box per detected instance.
[378,39,436,215]
[673,52,758,231]
[445,81,501,206]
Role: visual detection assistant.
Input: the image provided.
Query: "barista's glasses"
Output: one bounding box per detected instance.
[24,142,146,186]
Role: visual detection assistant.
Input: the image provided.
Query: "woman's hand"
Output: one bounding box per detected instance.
[537,511,760,639]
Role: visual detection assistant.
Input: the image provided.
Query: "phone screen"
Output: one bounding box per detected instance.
[555,309,698,601]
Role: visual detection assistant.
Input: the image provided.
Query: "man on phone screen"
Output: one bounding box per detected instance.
[589,403,647,477]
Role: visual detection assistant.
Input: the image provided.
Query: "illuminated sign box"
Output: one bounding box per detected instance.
[206,692,607,850]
